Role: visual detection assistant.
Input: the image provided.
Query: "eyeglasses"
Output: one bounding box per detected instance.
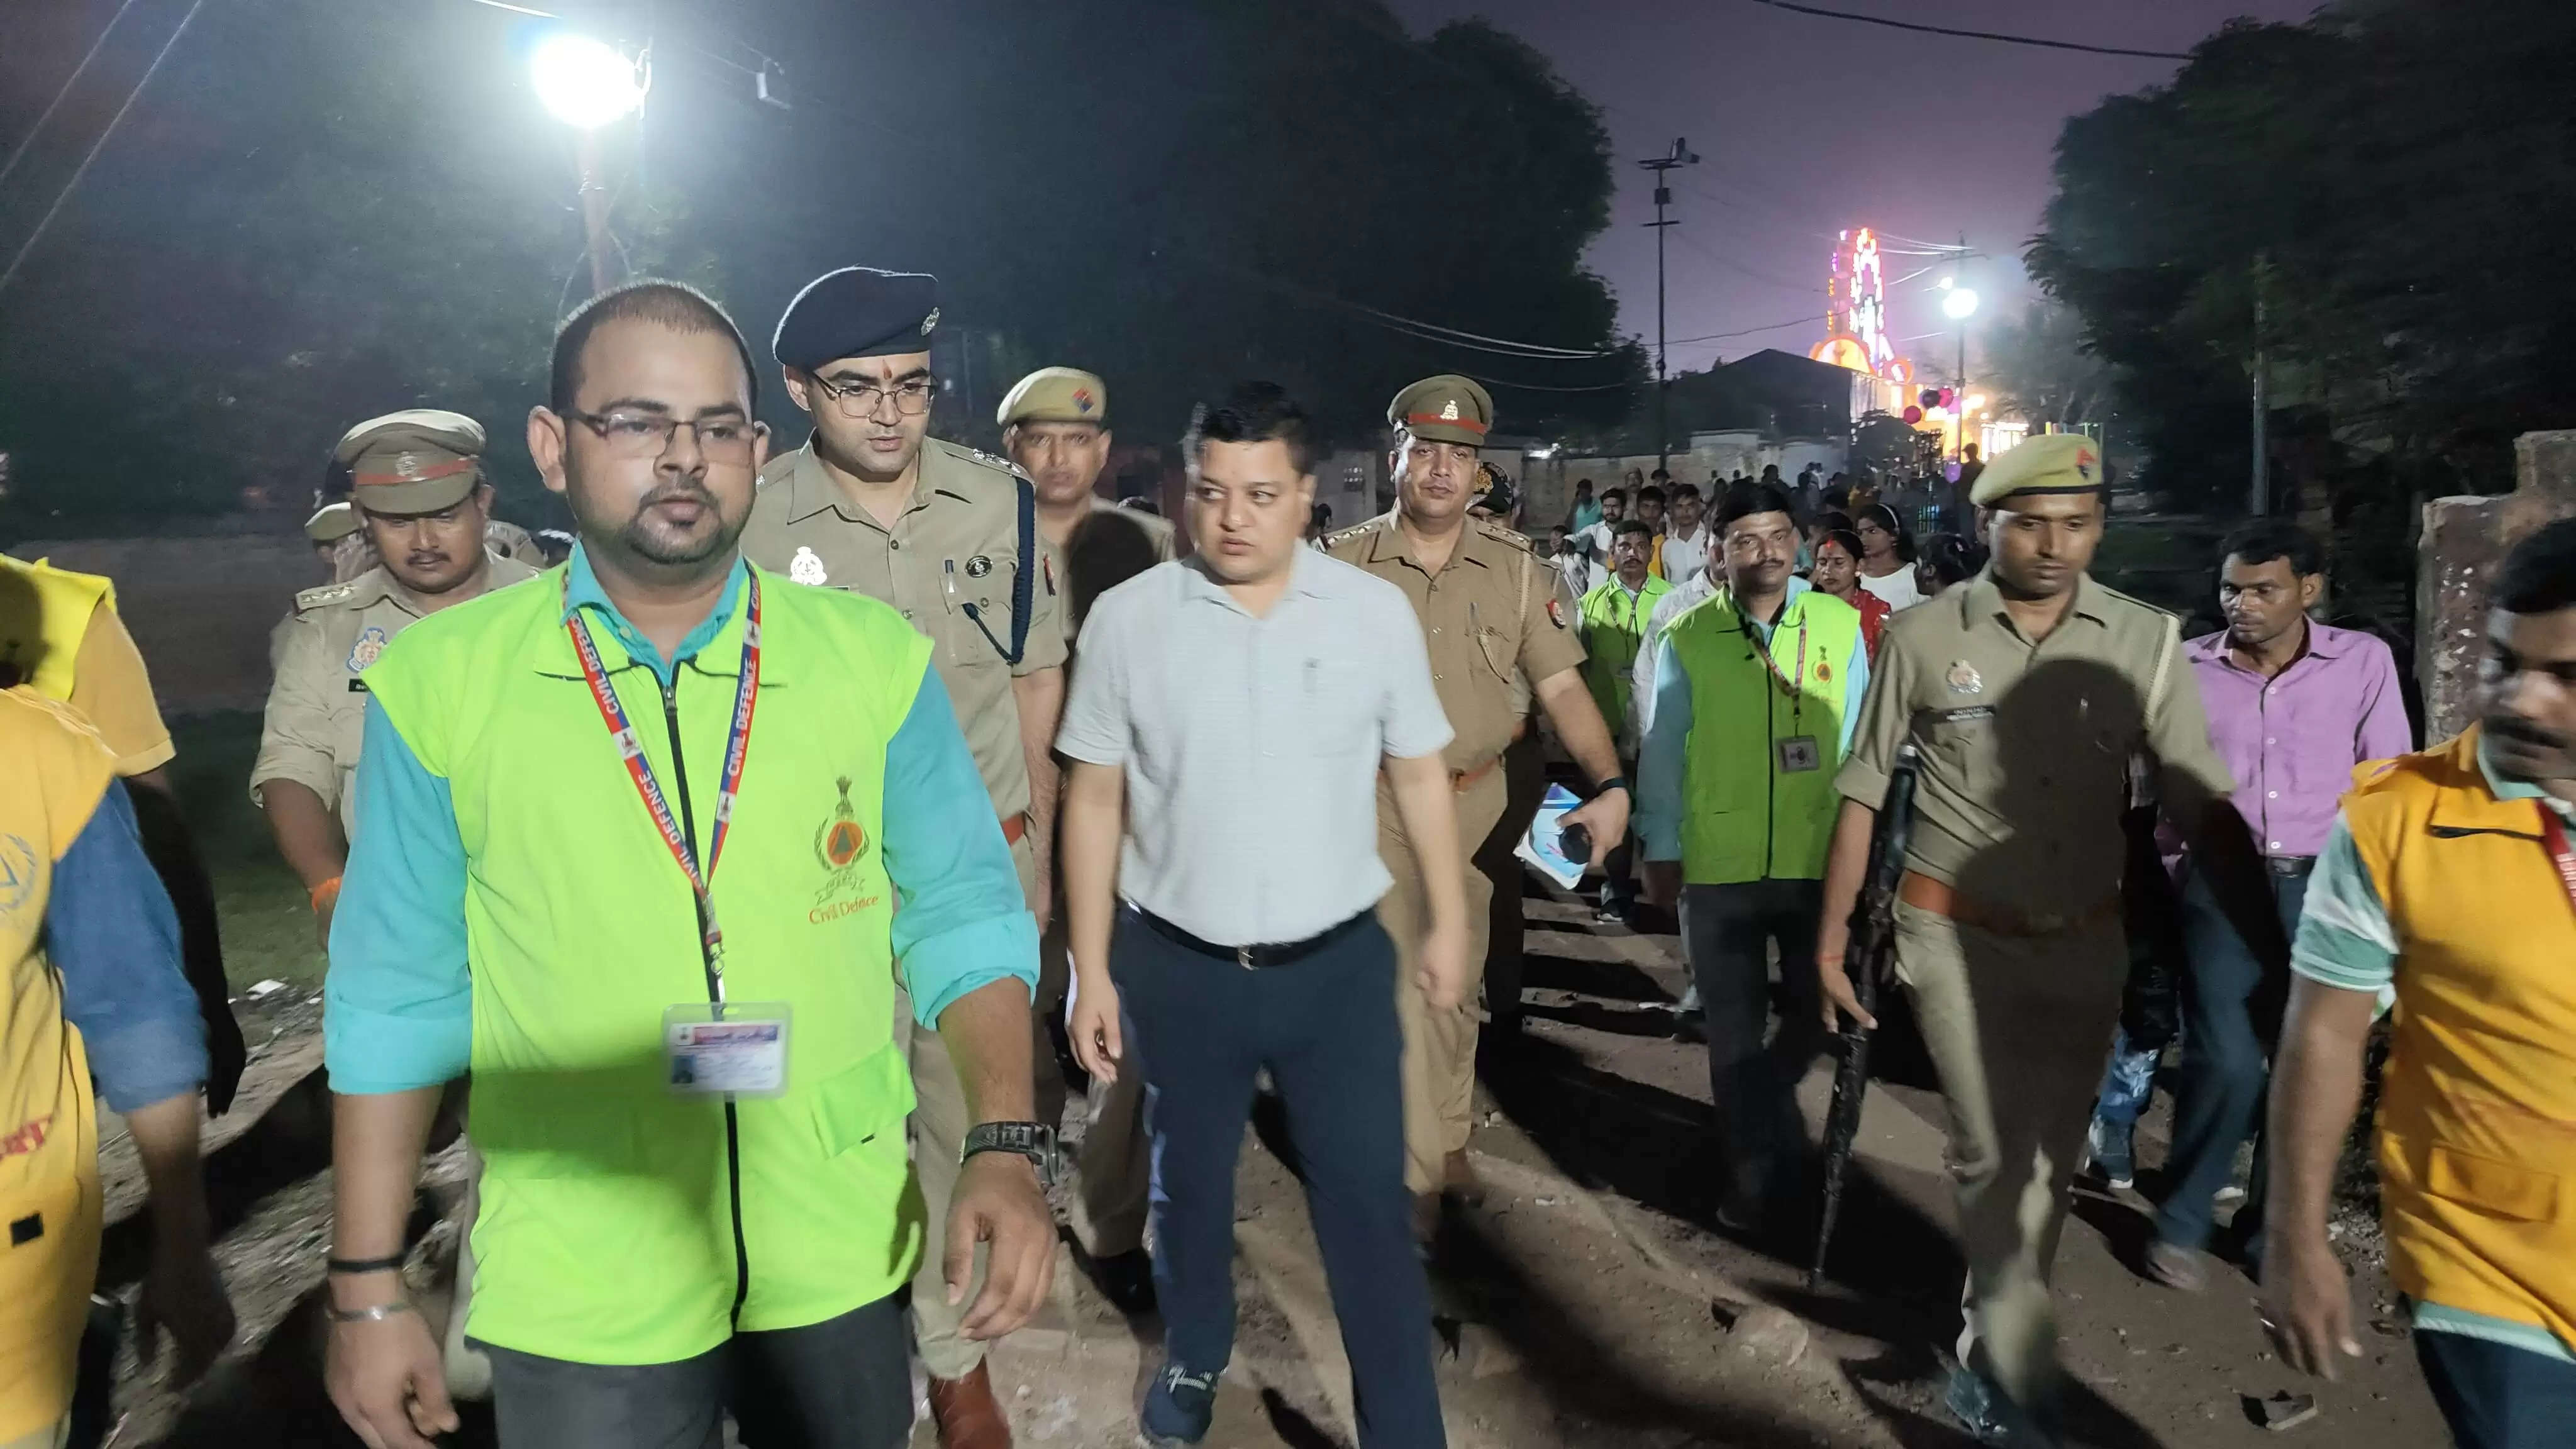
[808,373,937,419]
[565,409,760,464]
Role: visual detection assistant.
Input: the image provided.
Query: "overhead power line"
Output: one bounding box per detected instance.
[1730,0,2192,61]
[0,0,146,194]
[0,0,205,297]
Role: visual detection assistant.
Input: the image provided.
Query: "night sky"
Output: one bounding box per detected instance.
[1385,0,2324,372]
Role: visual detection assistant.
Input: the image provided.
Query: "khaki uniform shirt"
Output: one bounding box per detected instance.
[253,554,540,831]
[1324,513,1584,776]
[1835,571,2234,916]
[740,439,1069,819]
[1046,499,1177,645]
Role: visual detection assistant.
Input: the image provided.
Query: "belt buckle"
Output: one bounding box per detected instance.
[1236,945,1256,971]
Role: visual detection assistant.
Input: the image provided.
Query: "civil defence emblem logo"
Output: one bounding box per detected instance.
[816,776,869,871]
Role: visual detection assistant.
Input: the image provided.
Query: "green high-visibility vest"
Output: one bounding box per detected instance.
[1663,587,1862,884]
[1579,574,1672,735]
[360,565,932,1365]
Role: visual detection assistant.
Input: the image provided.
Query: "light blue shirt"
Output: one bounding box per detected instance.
[1055,550,1453,947]
[47,780,206,1111]
[325,547,1038,1094]
[1636,577,1870,862]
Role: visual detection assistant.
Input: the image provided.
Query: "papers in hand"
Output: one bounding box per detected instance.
[1516,784,1589,891]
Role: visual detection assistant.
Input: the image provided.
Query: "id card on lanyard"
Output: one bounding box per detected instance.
[564,572,792,1097]
[1744,601,1820,773]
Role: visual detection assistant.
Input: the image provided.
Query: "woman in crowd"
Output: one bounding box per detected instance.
[1854,502,1924,611]
[1914,532,1980,599]
[1807,526,1890,660]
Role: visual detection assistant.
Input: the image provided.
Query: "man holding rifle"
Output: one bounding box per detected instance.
[1813,435,2289,1447]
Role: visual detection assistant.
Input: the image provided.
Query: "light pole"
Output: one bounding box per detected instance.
[1941,283,1979,462]
[530,33,647,299]
[1636,138,1697,475]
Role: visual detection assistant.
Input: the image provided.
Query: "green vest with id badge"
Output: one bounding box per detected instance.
[358,562,935,1365]
[1665,587,1862,885]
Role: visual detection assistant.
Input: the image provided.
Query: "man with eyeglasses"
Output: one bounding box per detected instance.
[321,280,1051,1449]
[740,266,1068,1449]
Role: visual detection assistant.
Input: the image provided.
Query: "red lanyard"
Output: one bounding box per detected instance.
[2542,808,2576,916]
[564,572,763,997]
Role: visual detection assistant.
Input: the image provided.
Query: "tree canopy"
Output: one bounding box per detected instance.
[2026,0,2576,506]
[0,0,1640,532]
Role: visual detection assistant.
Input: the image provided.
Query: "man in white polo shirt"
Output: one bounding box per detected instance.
[1057,382,1468,1448]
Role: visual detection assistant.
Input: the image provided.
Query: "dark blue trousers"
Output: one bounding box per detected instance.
[1112,906,1445,1449]
[2418,1328,2576,1449]
[2155,863,2307,1255]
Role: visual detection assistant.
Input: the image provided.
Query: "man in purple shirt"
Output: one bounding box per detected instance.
[2145,521,2413,1291]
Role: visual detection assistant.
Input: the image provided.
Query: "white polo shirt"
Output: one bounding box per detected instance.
[1055,548,1453,947]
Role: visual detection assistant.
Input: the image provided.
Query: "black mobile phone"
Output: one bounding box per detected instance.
[1560,823,1594,867]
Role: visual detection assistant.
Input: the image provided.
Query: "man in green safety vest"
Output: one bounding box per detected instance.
[1579,518,1672,923]
[319,281,1054,1449]
[1636,481,1870,1233]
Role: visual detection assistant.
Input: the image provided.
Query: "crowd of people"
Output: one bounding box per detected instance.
[2,263,2571,1449]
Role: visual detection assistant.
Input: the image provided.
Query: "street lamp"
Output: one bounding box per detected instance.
[530,33,645,298]
[1941,287,1979,463]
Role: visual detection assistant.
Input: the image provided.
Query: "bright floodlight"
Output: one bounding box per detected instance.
[1942,287,1981,321]
[532,34,643,129]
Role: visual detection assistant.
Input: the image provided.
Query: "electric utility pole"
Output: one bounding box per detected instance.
[1638,137,1698,474]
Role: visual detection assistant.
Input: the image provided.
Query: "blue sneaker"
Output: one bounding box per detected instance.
[2085,1116,2136,1191]
[1140,1362,1219,1446]
[1943,1366,2060,1448]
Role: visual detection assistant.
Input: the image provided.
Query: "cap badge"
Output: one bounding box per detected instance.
[1945,660,1984,695]
[965,554,994,579]
[920,307,940,335]
[1072,388,1096,414]
[789,547,829,586]
[1440,399,1460,422]
[347,625,390,674]
[394,452,423,480]
[2075,447,2097,480]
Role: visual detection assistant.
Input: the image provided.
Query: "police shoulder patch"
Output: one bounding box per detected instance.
[1472,518,1536,554]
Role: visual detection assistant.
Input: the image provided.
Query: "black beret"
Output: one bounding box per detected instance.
[772,267,940,371]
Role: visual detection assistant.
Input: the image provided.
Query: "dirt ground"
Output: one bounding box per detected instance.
[87,813,2448,1448]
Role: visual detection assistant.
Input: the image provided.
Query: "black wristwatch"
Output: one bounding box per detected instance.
[1591,774,1631,799]
[961,1120,1060,1186]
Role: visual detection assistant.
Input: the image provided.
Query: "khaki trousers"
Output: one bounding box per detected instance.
[1041,921,1152,1258]
[901,833,1043,1381]
[1892,896,2126,1418]
[1376,769,1509,1196]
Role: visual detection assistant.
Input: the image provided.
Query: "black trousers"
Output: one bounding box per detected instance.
[1680,879,1826,1201]
[477,1296,911,1449]
[1114,906,1446,1449]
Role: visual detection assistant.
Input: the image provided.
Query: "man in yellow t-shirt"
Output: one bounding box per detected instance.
[0,557,245,1114]
[1,689,233,1448]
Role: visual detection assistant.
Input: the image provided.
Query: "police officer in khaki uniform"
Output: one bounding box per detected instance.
[255,411,539,943]
[740,268,1065,1449]
[304,499,362,572]
[1326,374,1632,1232]
[997,367,1162,1316]
[328,504,546,584]
[1814,434,2289,1445]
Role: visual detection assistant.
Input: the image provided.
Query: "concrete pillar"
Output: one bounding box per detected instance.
[2416,430,2576,743]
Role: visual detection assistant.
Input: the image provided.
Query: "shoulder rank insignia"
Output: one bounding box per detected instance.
[294,580,357,611]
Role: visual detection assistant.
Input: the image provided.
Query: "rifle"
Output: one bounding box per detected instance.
[1807,739,1923,1290]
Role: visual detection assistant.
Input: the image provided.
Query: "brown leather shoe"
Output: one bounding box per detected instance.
[927,1362,1014,1449]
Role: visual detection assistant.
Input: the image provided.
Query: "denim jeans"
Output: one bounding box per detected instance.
[2153,863,2307,1253]
[2416,1329,2576,1449]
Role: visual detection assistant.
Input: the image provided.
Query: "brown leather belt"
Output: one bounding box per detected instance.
[999,811,1028,846]
[1898,870,2120,939]
[1450,721,1531,794]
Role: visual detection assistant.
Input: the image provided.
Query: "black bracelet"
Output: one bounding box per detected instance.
[326,1253,408,1276]
[1592,774,1631,799]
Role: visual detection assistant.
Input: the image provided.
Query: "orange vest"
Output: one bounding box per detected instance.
[2346,727,2576,1345]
